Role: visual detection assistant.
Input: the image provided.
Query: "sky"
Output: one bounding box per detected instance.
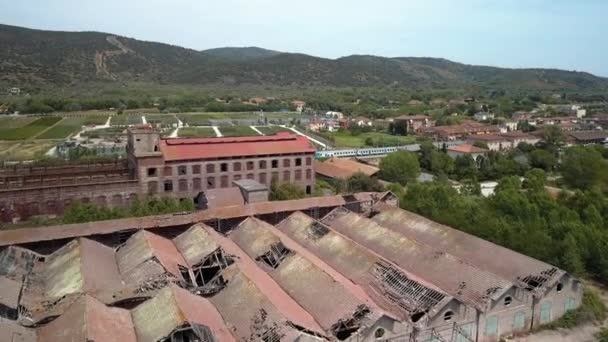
[1,0,607,76]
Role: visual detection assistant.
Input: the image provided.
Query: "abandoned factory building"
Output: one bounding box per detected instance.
[0,126,316,221]
[0,192,581,342]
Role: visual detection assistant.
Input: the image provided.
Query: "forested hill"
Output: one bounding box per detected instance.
[1,23,607,91]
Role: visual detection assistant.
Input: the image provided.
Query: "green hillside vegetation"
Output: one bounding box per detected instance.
[1,24,607,92]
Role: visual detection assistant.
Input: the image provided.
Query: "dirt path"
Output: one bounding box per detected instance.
[94,36,135,79]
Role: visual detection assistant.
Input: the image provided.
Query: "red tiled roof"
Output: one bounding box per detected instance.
[447,144,488,153]
[160,133,316,161]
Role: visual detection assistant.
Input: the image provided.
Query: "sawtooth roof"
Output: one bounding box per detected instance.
[371,204,564,293]
[321,208,512,310]
[132,285,235,342]
[37,295,136,342]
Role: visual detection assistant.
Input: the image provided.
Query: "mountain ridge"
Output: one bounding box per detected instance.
[0,23,606,91]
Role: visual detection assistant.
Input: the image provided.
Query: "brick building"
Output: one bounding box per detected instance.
[0,127,316,221]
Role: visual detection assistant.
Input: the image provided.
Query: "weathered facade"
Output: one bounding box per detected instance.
[0,126,316,222]
[0,192,582,342]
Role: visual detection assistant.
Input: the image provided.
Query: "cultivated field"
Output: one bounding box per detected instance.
[178,127,217,138]
[255,126,293,135]
[218,125,259,137]
[0,116,62,140]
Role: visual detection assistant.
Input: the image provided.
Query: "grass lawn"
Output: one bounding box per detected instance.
[0,117,62,140]
[255,126,293,135]
[0,140,58,161]
[179,127,217,138]
[218,125,260,137]
[328,131,417,148]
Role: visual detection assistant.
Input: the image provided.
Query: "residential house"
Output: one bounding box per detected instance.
[467,132,540,151]
[394,115,435,134]
[447,144,489,160]
[352,116,373,127]
[291,100,306,113]
[423,122,501,141]
[473,112,495,122]
[566,130,608,145]
[326,111,344,119]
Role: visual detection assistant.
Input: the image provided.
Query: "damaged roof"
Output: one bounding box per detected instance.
[132,285,235,342]
[172,224,219,266]
[116,230,187,282]
[37,295,136,342]
[43,238,122,299]
[321,208,512,310]
[0,276,22,309]
[276,212,449,320]
[231,218,376,332]
[371,204,564,291]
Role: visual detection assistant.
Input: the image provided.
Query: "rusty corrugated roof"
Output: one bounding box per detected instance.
[0,276,21,309]
[43,238,122,300]
[0,194,367,246]
[132,285,235,342]
[371,204,564,289]
[275,212,450,320]
[38,295,137,342]
[172,224,219,267]
[322,208,512,310]
[116,230,187,283]
[230,218,376,331]
[201,224,325,336]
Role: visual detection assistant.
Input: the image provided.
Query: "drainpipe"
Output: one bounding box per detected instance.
[474,309,480,342]
[530,295,538,330]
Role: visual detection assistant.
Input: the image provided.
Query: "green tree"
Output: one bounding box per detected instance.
[270,182,306,201]
[379,151,420,185]
[454,155,478,180]
[542,125,565,147]
[346,172,384,192]
[529,149,557,171]
[561,146,608,190]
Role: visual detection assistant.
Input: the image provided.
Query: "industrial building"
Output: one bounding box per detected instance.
[0,126,316,221]
[0,192,581,342]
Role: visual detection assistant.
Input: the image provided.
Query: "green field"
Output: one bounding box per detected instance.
[255,126,293,135]
[80,126,128,138]
[179,127,217,138]
[177,114,213,126]
[0,116,38,128]
[146,114,178,126]
[218,125,259,137]
[111,114,145,125]
[325,131,417,148]
[0,140,58,161]
[0,117,62,140]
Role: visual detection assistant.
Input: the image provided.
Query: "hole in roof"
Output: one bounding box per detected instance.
[443,310,454,321]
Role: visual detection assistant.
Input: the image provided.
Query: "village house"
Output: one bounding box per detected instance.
[467,131,540,151]
[352,116,373,127]
[291,100,306,112]
[447,144,489,160]
[566,130,608,145]
[473,112,495,122]
[394,115,435,134]
[423,122,501,141]
[326,111,344,119]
